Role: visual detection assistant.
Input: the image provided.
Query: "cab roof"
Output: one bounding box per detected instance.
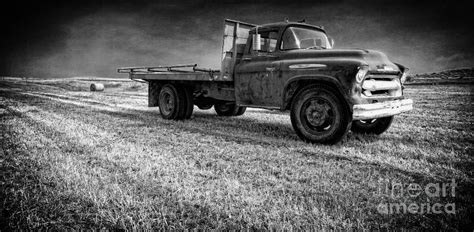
[250,21,326,33]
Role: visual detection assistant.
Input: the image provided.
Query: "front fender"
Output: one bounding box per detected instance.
[281,75,353,111]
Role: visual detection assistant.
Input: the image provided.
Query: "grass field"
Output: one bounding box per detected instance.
[1,77,473,230]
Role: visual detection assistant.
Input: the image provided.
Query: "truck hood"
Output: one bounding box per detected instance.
[279,49,400,73]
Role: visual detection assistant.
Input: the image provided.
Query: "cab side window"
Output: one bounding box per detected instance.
[251,31,279,54]
[262,31,278,52]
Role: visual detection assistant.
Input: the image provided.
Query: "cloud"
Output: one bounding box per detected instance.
[1,0,473,77]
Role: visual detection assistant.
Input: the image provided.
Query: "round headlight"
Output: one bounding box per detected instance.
[356,65,369,83]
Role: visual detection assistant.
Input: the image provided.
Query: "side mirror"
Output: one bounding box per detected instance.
[252,34,261,51]
[328,36,335,48]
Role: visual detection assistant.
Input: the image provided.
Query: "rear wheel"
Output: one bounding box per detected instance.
[158,84,187,120]
[290,85,351,144]
[182,86,194,119]
[351,116,393,134]
[214,103,245,116]
[215,103,238,116]
[196,102,213,110]
[235,106,247,116]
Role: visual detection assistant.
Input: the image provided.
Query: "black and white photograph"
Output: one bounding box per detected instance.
[1,0,473,230]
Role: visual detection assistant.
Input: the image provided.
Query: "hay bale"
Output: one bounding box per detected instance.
[90,83,104,91]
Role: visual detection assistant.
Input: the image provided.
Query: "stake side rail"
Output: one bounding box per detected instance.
[117,64,230,82]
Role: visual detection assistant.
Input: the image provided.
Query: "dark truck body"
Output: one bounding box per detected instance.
[118,19,413,144]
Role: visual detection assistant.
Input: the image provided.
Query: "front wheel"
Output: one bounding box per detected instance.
[290,86,351,144]
[351,116,393,135]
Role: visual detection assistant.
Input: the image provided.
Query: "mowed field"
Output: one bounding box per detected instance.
[1,77,473,230]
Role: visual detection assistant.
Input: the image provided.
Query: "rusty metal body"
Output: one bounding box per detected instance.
[118,19,412,122]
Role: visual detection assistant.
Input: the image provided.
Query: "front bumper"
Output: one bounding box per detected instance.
[353,99,413,120]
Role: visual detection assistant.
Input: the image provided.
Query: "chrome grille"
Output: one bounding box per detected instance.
[361,73,401,98]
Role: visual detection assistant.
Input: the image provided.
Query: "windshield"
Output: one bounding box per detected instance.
[281,27,331,50]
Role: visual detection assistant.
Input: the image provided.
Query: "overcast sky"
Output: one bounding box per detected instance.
[1,0,473,77]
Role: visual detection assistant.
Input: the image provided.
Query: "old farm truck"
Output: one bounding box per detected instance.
[118,19,413,144]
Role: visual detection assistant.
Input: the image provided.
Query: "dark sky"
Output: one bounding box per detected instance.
[1,0,473,78]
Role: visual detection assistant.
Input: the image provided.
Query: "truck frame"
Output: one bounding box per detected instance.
[118,19,413,144]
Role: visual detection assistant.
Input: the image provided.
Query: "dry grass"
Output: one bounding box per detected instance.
[1,77,473,230]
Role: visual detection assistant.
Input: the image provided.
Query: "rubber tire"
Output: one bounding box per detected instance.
[148,81,161,107]
[158,84,186,120]
[290,85,351,144]
[182,86,194,119]
[351,116,393,135]
[197,103,213,110]
[235,106,247,116]
[215,103,239,116]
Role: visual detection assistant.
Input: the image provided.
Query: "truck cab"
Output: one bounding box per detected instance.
[231,21,412,143]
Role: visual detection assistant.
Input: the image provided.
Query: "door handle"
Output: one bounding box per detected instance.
[242,57,252,61]
[266,67,275,72]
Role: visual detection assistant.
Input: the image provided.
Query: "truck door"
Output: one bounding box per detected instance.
[235,30,282,107]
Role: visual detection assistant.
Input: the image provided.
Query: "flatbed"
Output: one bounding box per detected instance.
[118,64,223,82]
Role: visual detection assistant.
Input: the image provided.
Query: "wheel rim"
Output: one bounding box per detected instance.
[159,90,175,116]
[301,97,335,132]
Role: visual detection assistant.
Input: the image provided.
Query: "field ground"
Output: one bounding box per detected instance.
[1,77,473,230]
